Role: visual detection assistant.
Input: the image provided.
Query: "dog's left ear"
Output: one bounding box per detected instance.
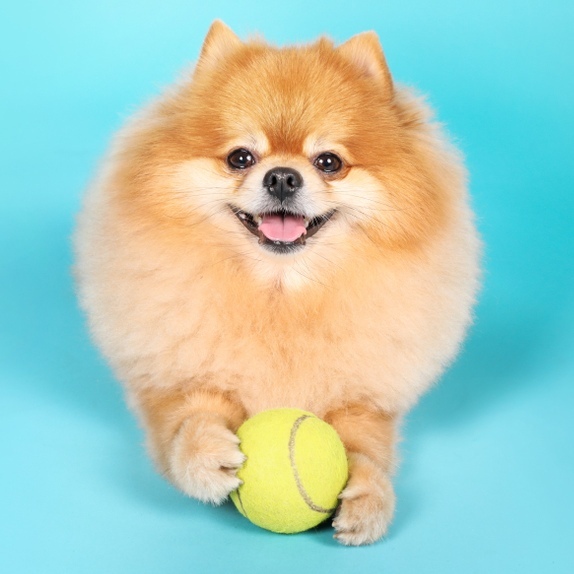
[338,31,393,96]
[197,20,242,70]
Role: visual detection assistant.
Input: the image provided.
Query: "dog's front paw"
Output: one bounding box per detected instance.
[333,455,395,546]
[169,413,246,504]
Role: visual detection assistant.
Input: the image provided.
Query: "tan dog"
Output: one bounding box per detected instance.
[74,21,481,545]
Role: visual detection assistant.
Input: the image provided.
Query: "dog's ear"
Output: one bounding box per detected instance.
[338,31,393,96]
[197,20,242,70]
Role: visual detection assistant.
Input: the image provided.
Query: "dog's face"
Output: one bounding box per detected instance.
[122,22,447,286]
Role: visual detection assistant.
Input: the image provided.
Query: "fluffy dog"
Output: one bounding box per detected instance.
[74,21,481,545]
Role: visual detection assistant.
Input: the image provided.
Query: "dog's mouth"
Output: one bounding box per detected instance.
[229,205,336,253]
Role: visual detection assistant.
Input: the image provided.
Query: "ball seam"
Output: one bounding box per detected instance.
[288,414,337,514]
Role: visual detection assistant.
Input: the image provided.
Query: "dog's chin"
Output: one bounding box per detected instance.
[229,204,336,255]
[260,241,306,255]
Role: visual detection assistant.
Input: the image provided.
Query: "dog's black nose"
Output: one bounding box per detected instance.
[263,167,303,203]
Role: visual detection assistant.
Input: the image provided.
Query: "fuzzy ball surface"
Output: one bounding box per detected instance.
[230,408,349,534]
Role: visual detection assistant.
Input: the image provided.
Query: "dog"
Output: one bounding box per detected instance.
[74,20,481,545]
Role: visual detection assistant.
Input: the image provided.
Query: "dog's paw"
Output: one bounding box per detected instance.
[333,456,395,546]
[169,413,246,505]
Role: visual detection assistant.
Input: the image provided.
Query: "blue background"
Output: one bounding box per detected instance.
[2,1,573,572]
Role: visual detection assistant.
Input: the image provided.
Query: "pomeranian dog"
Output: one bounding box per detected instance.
[74,21,480,545]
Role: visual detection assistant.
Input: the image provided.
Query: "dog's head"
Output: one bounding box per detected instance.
[118,22,456,287]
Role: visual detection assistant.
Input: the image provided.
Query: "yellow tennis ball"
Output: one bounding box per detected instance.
[230,408,348,534]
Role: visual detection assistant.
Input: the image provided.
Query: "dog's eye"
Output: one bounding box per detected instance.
[314,152,342,173]
[227,148,256,170]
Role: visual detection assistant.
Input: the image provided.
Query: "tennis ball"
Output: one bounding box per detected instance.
[230,408,348,534]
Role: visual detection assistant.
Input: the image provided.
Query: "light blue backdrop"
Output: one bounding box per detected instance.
[2,1,573,573]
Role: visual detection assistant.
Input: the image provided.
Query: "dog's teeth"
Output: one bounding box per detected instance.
[238,212,247,220]
[254,215,262,225]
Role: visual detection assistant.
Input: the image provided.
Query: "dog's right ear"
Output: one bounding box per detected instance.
[197,20,242,70]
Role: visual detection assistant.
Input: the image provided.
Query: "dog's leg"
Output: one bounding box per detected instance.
[324,405,397,545]
[134,387,247,504]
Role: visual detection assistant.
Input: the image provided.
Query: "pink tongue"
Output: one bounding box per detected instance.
[259,214,306,242]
